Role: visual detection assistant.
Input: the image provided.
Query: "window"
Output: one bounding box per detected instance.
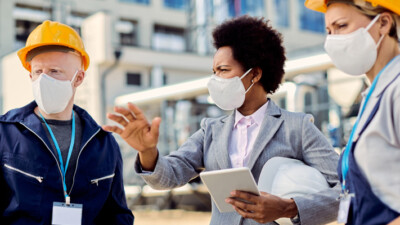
[298,0,325,33]
[164,0,186,10]
[126,73,141,85]
[67,11,88,36]
[119,0,150,5]
[153,25,185,52]
[227,0,264,17]
[149,71,167,87]
[15,20,41,48]
[117,19,138,46]
[13,4,51,49]
[274,0,289,28]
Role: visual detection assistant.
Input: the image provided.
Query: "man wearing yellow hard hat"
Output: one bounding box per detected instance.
[0,20,134,224]
[305,0,400,224]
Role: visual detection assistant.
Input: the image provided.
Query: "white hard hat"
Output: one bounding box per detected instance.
[258,157,330,225]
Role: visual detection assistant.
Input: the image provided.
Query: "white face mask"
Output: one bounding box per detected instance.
[324,14,385,76]
[32,70,78,114]
[207,68,254,110]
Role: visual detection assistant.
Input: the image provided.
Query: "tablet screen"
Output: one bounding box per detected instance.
[200,167,260,213]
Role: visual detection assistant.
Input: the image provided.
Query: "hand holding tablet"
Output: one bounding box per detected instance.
[200,167,260,213]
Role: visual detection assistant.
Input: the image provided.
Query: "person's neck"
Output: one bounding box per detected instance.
[238,87,268,116]
[366,39,400,84]
[35,105,74,121]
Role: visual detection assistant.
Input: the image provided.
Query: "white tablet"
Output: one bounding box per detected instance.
[200,167,260,213]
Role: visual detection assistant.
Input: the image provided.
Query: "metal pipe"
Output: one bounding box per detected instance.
[101,49,122,124]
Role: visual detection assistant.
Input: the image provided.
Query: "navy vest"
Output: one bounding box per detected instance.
[338,92,399,224]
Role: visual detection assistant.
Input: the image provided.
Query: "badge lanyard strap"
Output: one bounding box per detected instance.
[341,55,400,192]
[39,111,75,203]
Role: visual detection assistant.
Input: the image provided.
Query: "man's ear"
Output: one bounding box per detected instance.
[29,73,32,79]
[74,70,85,87]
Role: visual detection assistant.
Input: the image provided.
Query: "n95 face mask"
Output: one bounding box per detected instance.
[207,68,254,110]
[32,71,78,114]
[324,14,384,76]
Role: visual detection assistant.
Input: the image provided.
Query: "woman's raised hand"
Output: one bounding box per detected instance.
[102,103,161,153]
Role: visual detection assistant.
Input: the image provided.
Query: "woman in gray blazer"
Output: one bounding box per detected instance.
[306,0,400,224]
[104,16,340,225]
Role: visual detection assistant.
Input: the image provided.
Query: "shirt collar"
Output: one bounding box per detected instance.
[234,100,269,128]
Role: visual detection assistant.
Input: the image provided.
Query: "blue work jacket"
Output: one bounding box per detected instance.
[0,101,134,225]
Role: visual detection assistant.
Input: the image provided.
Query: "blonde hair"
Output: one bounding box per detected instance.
[328,0,400,41]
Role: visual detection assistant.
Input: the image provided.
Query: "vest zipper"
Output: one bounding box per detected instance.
[68,128,101,195]
[4,164,44,183]
[91,173,115,186]
[19,122,63,188]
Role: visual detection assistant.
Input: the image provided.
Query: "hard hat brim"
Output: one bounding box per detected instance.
[18,42,90,72]
[305,0,400,15]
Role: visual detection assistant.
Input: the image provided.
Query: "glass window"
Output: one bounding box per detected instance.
[117,19,138,46]
[274,0,289,27]
[126,73,141,86]
[164,0,186,10]
[227,0,264,17]
[15,20,41,49]
[298,0,325,33]
[152,25,185,52]
[13,4,51,49]
[119,0,150,5]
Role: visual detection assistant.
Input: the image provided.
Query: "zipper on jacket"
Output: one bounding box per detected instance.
[4,164,43,183]
[91,173,115,186]
[19,123,64,191]
[69,128,101,195]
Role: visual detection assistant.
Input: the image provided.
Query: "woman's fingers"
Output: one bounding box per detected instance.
[102,125,123,135]
[127,102,147,121]
[107,113,129,127]
[150,117,162,137]
[113,106,136,122]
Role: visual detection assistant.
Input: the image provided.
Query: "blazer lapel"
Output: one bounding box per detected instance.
[247,100,283,170]
[211,113,235,169]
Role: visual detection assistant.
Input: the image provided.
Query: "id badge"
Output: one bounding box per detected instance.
[337,195,352,224]
[52,202,83,225]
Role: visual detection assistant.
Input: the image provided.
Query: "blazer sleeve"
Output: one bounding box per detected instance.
[134,118,208,190]
[292,114,341,225]
[95,138,134,225]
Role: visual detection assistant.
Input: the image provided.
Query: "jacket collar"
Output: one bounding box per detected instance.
[212,99,283,169]
[372,54,400,97]
[0,101,102,149]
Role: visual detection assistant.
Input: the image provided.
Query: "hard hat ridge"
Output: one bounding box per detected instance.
[17,20,90,72]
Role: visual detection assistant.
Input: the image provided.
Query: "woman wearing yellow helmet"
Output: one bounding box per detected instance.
[305,0,400,224]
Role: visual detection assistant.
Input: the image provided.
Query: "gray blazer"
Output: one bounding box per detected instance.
[135,100,340,225]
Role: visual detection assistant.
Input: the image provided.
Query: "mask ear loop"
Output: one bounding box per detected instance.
[366,14,381,31]
[245,79,255,94]
[70,70,79,85]
[240,68,254,93]
[240,68,253,79]
[366,14,385,49]
[376,33,385,48]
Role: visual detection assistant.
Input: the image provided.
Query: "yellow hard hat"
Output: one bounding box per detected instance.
[17,20,90,72]
[305,0,400,15]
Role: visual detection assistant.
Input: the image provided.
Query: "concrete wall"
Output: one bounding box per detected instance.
[2,53,33,112]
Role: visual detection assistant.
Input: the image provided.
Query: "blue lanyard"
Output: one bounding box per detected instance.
[341,55,399,191]
[39,111,75,200]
